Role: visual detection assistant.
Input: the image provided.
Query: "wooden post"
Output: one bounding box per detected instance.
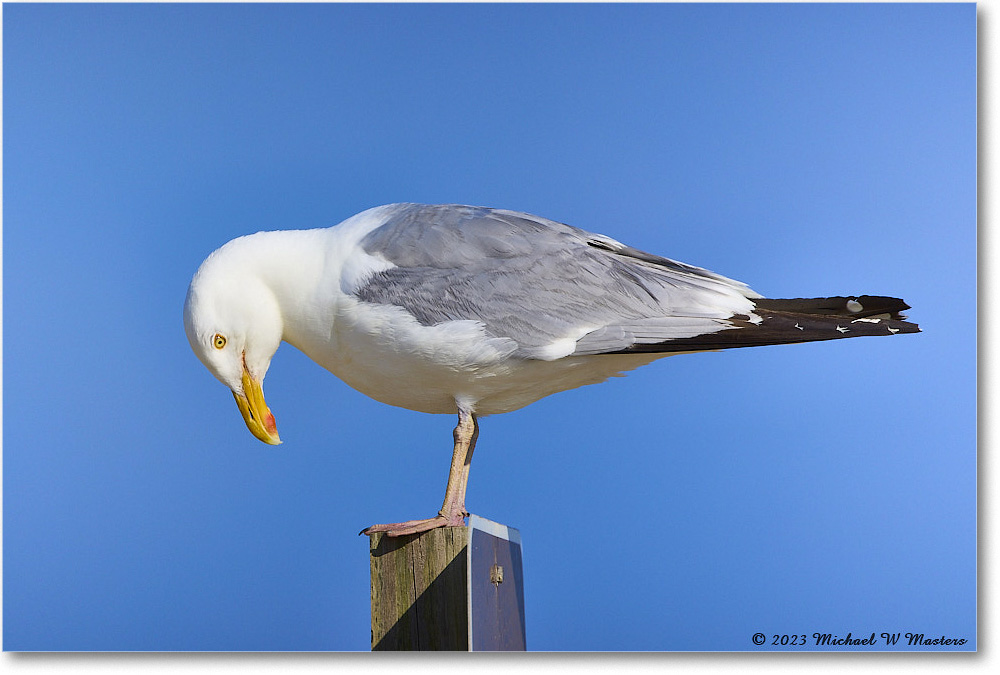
[369,527,469,650]
[369,516,526,651]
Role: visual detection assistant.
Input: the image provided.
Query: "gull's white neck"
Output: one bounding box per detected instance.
[226,206,397,358]
[241,228,334,335]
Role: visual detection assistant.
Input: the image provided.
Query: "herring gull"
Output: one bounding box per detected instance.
[183,203,919,536]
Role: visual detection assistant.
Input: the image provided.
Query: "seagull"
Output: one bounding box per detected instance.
[183,203,919,536]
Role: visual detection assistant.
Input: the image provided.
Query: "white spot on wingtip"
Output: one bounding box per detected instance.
[846,299,864,313]
[888,326,900,334]
[794,323,805,331]
[836,325,849,334]
[851,317,881,324]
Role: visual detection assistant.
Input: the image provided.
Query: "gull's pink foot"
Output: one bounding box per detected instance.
[360,511,467,537]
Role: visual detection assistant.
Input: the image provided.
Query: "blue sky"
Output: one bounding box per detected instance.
[3,3,975,652]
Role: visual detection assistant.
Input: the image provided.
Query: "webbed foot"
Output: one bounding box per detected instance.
[360,511,467,537]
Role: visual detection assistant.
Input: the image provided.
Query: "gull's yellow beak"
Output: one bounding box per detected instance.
[233,368,281,445]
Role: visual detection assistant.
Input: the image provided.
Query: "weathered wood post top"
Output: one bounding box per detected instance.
[369,514,526,651]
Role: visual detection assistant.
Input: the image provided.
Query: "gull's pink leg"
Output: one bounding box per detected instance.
[361,410,478,537]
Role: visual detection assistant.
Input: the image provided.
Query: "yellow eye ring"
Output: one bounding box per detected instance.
[213,334,227,350]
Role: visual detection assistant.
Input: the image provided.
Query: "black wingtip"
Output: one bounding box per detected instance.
[754,295,914,321]
[610,295,919,355]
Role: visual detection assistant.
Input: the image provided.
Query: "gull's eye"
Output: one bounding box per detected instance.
[213,334,227,350]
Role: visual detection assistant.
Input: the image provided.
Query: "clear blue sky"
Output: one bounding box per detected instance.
[3,3,975,651]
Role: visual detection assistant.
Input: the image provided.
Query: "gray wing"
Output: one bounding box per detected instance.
[355,204,761,359]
